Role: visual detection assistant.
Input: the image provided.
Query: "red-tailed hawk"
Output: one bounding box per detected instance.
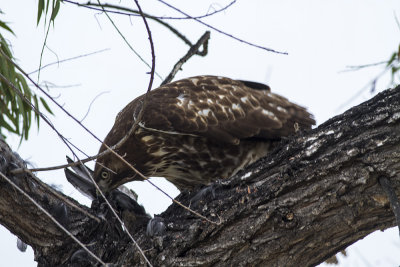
[94,75,315,192]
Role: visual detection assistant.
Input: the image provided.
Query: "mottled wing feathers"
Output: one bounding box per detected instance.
[108,75,315,146]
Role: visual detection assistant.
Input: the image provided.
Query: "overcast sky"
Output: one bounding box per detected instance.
[1,0,399,266]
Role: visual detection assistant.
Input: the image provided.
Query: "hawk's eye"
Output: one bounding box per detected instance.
[101,171,110,180]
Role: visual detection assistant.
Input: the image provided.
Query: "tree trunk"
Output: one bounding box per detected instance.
[0,85,399,266]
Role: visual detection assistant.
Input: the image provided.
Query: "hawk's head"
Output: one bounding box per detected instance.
[93,160,139,194]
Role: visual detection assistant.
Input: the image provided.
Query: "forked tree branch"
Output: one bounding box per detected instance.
[0,85,399,266]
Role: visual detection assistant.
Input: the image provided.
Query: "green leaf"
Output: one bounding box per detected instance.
[50,0,61,22]
[16,73,30,97]
[16,95,26,119]
[25,101,32,138]
[37,0,45,25]
[40,97,53,114]
[0,35,14,58]
[0,20,15,35]
[0,117,17,133]
[33,95,40,129]
[46,0,50,16]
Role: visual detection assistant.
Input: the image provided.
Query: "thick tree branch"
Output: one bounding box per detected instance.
[0,85,399,266]
[0,147,99,265]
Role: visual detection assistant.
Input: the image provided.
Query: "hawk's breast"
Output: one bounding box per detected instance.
[135,126,272,190]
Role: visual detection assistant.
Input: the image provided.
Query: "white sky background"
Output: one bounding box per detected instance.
[0,0,399,266]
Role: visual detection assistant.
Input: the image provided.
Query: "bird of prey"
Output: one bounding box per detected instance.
[93,75,315,193]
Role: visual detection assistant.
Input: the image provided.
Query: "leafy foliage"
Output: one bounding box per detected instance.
[0,14,53,141]
[37,0,61,25]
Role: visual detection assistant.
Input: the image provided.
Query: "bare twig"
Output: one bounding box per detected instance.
[63,0,193,47]
[203,1,236,19]
[35,81,81,89]
[37,16,53,82]
[339,61,388,73]
[29,48,110,75]
[161,31,210,85]
[80,91,110,122]
[156,0,288,55]
[0,171,106,266]
[95,0,163,81]
[11,156,96,174]
[63,0,236,20]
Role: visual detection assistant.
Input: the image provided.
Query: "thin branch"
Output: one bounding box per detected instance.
[11,156,95,174]
[339,61,388,72]
[95,0,163,81]
[0,171,106,266]
[156,0,288,55]
[63,0,193,47]
[161,31,210,85]
[63,0,236,20]
[203,1,236,19]
[80,91,110,122]
[29,48,110,75]
[34,81,81,88]
[37,16,53,83]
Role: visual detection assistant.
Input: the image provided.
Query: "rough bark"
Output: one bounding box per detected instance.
[0,85,399,266]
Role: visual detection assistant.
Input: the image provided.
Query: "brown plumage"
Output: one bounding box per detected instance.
[94,75,315,192]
